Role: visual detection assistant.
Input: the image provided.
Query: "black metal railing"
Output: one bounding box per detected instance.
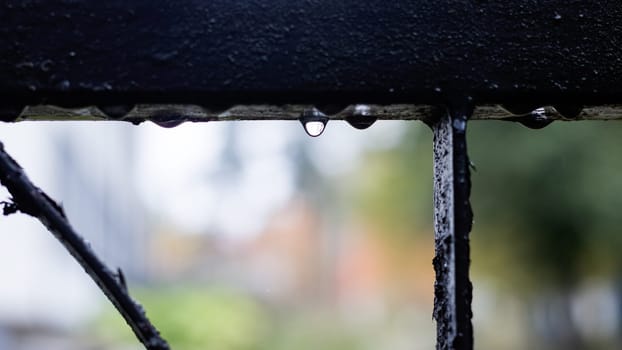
[2,1,622,349]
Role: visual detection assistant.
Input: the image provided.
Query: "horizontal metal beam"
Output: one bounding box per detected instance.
[1,0,622,113]
[6,104,622,125]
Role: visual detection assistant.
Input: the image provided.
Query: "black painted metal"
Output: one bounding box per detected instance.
[1,1,621,349]
[1,0,622,113]
[432,105,473,350]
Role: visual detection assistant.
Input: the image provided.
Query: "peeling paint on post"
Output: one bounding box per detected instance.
[432,105,474,350]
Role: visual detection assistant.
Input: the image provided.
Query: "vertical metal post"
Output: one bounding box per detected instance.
[432,104,474,350]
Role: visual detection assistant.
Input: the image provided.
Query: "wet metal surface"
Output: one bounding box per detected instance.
[5,104,622,125]
[2,1,622,349]
[432,106,473,350]
[1,1,622,108]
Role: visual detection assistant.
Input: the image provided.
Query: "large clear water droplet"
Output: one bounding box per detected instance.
[300,108,328,137]
[346,104,377,130]
[304,121,326,137]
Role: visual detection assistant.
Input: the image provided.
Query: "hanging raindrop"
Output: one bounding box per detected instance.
[503,105,555,129]
[151,113,186,128]
[300,108,328,137]
[98,105,134,119]
[502,103,539,115]
[345,104,377,130]
[518,107,554,129]
[304,121,325,136]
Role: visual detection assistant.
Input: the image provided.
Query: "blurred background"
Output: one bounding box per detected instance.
[0,116,621,350]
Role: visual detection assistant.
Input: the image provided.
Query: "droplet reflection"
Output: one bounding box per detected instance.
[299,108,328,137]
[151,113,186,128]
[304,121,326,137]
[345,105,377,130]
[519,107,554,129]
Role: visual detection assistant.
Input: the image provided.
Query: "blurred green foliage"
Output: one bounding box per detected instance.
[96,286,369,350]
[97,287,267,350]
[348,123,434,244]
[469,121,622,288]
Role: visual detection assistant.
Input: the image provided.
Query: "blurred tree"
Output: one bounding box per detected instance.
[469,121,622,289]
[349,119,622,349]
[352,120,622,288]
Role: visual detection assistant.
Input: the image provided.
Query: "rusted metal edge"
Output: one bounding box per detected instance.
[5,104,622,124]
[432,105,473,350]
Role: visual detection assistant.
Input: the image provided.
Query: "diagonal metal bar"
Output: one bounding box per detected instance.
[0,141,170,350]
[432,104,474,350]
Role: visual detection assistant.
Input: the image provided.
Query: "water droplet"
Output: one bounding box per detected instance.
[39,59,53,72]
[518,107,554,129]
[469,161,477,172]
[98,105,134,119]
[152,116,185,128]
[151,112,186,128]
[345,105,377,130]
[299,108,328,137]
[452,118,467,132]
[532,107,547,119]
[304,121,325,136]
[354,105,371,115]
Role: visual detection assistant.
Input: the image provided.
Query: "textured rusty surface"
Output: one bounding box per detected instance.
[1,0,622,112]
[432,106,473,350]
